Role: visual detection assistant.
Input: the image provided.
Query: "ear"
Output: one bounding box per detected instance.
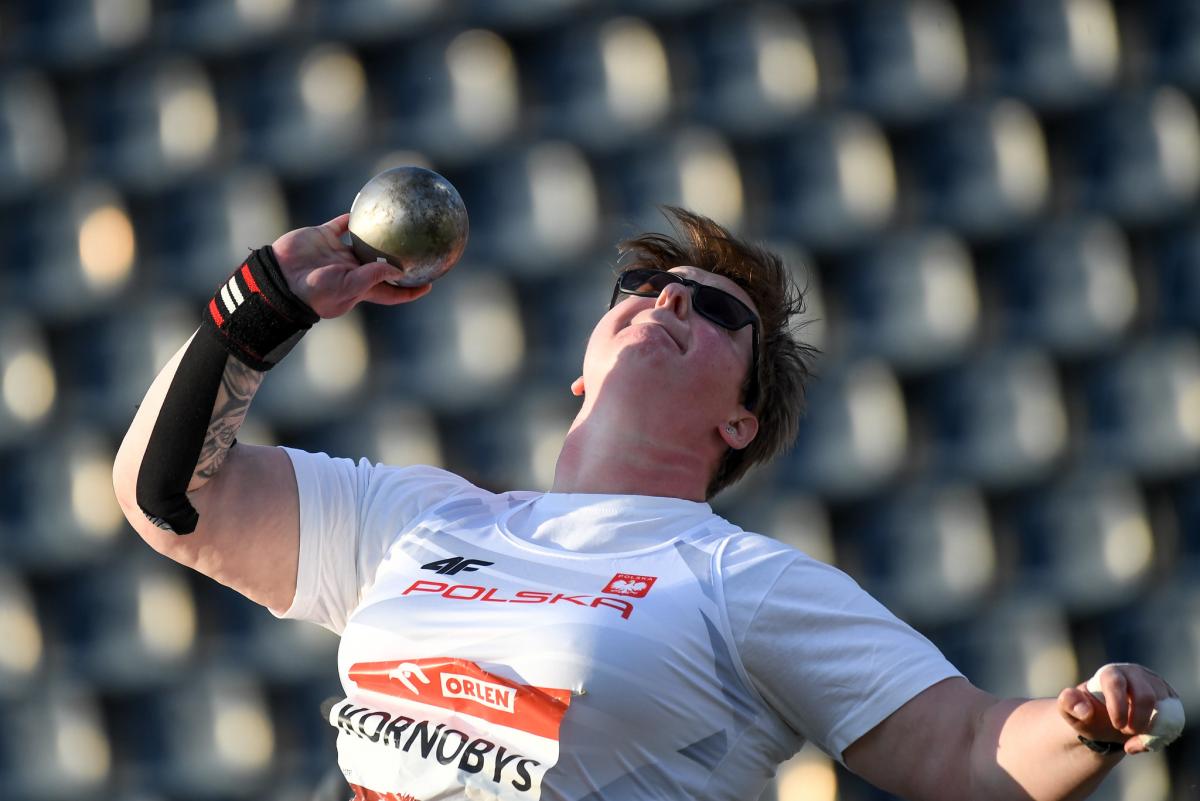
[718,413,758,451]
[570,376,585,397]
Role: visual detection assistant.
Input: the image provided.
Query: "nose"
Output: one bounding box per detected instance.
[654,281,691,318]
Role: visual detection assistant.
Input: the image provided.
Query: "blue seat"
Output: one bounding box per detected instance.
[978,0,1119,110]
[0,313,57,448]
[525,16,672,152]
[1147,0,1200,91]
[231,44,371,175]
[921,346,1068,489]
[255,311,372,428]
[847,480,996,628]
[1083,334,1200,477]
[911,98,1049,239]
[0,679,112,798]
[41,551,197,691]
[316,0,446,43]
[143,166,291,300]
[517,261,619,391]
[1069,87,1200,225]
[366,270,527,414]
[0,69,67,202]
[1155,222,1200,330]
[14,0,151,67]
[780,357,908,500]
[121,667,278,798]
[0,567,42,701]
[374,28,521,164]
[996,216,1137,357]
[604,126,745,236]
[687,4,819,137]
[160,0,298,55]
[838,228,979,373]
[460,140,601,276]
[837,0,968,124]
[20,181,139,322]
[81,57,222,189]
[0,426,126,571]
[953,591,1079,701]
[58,297,196,431]
[1010,469,1155,615]
[766,112,898,251]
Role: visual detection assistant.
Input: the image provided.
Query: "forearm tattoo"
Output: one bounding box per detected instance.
[192,358,264,485]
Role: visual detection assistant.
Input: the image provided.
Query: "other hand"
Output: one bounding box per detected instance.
[1058,663,1181,755]
[270,213,431,318]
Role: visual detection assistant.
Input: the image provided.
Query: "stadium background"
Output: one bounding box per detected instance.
[0,0,1197,798]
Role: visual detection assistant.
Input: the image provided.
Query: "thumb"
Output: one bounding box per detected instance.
[323,212,352,238]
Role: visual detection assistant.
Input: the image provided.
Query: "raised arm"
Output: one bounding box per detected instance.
[844,663,1183,801]
[112,213,430,612]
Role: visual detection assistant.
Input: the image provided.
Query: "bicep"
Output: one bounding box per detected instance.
[843,677,996,801]
[172,443,300,613]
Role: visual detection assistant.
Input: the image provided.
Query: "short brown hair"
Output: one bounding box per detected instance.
[616,207,818,497]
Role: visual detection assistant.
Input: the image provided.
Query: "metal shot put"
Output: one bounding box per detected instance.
[348,166,469,287]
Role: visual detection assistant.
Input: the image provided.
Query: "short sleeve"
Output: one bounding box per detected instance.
[270,448,476,634]
[722,533,963,764]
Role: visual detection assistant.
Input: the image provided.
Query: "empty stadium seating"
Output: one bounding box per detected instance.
[0,2,1195,799]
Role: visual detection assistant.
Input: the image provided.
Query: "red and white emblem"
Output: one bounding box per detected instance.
[602,573,656,598]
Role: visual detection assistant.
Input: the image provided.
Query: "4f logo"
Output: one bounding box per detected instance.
[421,556,495,575]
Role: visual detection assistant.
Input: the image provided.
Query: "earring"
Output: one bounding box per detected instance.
[726,425,736,434]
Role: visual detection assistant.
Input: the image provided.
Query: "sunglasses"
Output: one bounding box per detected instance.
[609,267,760,409]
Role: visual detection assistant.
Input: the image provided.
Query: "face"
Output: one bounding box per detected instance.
[577,266,760,427]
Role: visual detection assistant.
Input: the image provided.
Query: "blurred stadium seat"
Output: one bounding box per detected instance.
[0,313,57,447]
[768,111,898,250]
[850,480,996,627]
[232,43,371,175]
[782,357,909,499]
[1085,333,1200,477]
[160,0,297,55]
[15,0,151,67]
[0,566,42,700]
[920,346,1068,489]
[366,270,527,412]
[527,16,672,151]
[603,126,745,234]
[42,551,197,691]
[376,28,521,164]
[1155,221,1200,330]
[977,0,1120,110]
[0,1,1195,797]
[0,678,112,801]
[1069,85,1200,224]
[688,3,820,137]
[145,166,290,298]
[837,0,968,124]
[0,425,124,571]
[1011,469,1156,614]
[838,227,979,372]
[82,57,223,189]
[463,140,601,274]
[0,69,67,201]
[911,98,1050,238]
[20,180,138,322]
[996,216,1137,357]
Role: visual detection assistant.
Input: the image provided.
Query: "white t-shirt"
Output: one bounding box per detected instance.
[274,448,962,801]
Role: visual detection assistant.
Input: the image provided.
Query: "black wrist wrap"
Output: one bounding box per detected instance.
[201,245,319,371]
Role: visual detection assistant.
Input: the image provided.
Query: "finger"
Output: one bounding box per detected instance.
[1099,667,1129,730]
[1126,673,1157,735]
[323,212,352,237]
[362,281,432,306]
[345,260,409,294]
[1059,688,1094,725]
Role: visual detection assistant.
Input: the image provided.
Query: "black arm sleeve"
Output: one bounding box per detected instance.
[134,331,231,534]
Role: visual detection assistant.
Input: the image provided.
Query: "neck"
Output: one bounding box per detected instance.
[551,396,722,502]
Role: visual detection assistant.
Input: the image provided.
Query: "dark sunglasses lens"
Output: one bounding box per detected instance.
[620,269,677,295]
[694,288,752,329]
